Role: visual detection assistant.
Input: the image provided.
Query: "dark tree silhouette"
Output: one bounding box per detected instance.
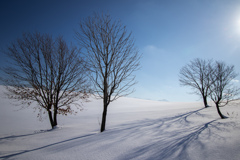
[179,58,213,107]
[1,32,89,129]
[76,13,141,132]
[209,61,239,119]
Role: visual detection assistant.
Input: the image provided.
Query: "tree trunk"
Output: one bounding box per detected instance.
[53,107,58,127]
[203,96,208,108]
[101,72,109,132]
[48,110,55,129]
[100,103,108,132]
[54,92,59,127]
[216,103,225,119]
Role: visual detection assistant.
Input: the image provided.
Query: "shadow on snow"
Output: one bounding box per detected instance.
[0,107,236,159]
[0,129,55,141]
[0,133,96,159]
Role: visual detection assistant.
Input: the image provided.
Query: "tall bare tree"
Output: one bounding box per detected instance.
[1,32,89,129]
[76,13,141,132]
[179,58,213,107]
[209,61,239,119]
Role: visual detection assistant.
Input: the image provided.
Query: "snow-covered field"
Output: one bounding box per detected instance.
[0,86,240,160]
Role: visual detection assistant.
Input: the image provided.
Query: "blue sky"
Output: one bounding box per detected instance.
[1,0,240,102]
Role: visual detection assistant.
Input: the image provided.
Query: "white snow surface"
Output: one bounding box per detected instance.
[0,86,240,160]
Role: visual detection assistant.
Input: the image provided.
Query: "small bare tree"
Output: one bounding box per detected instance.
[1,32,89,129]
[76,13,141,132]
[209,61,239,119]
[179,58,213,107]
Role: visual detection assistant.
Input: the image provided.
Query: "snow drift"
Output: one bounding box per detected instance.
[0,86,240,160]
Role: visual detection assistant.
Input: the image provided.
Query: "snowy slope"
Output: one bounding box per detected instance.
[0,86,240,160]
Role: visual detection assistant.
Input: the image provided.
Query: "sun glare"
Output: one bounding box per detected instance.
[236,18,240,34]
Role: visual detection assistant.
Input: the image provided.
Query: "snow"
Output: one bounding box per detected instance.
[0,85,240,160]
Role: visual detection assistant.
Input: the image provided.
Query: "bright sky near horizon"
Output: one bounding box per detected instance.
[1,0,240,102]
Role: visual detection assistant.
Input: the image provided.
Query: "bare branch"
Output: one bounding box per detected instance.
[1,32,90,128]
[179,58,213,107]
[76,13,141,132]
[209,61,239,107]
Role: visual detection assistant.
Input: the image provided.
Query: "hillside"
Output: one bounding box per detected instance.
[0,86,240,160]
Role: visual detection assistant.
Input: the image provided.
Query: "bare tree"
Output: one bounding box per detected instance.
[179,58,213,107]
[1,32,89,129]
[209,61,239,119]
[76,13,141,132]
